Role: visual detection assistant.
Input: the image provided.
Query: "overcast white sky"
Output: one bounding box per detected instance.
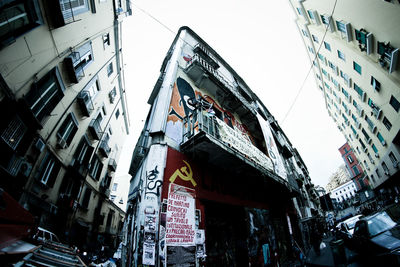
[115,0,347,191]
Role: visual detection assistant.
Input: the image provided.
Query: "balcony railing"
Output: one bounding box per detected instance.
[108,158,117,172]
[185,53,254,117]
[182,108,293,185]
[99,140,111,157]
[88,119,102,140]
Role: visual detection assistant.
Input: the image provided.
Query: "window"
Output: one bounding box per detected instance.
[353,61,362,74]
[308,46,315,54]
[312,34,319,43]
[296,7,302,16]
[389,95,400,112]
[364,115,376,133]
[112,183,118,191]
[109,87,117,103]
[47,0,90,28]
[107,62,113,77]
[1,115,26,150]
[115,109,120,119]
[0,0,43,48]
[389,152,398,166]
[337,50,346,61]
[324,41,331,51]
[307,10,315,20]
[382,117,392,131]
[64,41,94,83]
[370,76,381,92]
[103,33,110,47]
[57,113,79,148]
[382,162,389,175]
[89,156,103,180]
[72,135,94,168]
[376,169,381,178]
[36,151,61,187]
[372,143,378,155]
[370,174,375,183]
[25,67,66,123]
[347,155,354,163]
[340,70,351,87]
[81,187,92,209]
[88,112,104,140]
[352,166,360,176]
[353,83,365,101]
[77,78,99,116]
[301,29,309,37]
[336,20,352,41]
[320,14,334,31]
[377,132,386,146]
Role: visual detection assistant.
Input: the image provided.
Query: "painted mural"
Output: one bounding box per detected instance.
[165,74,254,146]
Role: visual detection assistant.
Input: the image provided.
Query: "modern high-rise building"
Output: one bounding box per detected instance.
[124,26,320,267]
[0,0,132,249]
[289,0,400,197]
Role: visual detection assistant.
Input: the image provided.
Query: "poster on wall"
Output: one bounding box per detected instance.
[143,242,156,265]
[166,246,196,267]
[256,114,287,180]
[166,183,196,246]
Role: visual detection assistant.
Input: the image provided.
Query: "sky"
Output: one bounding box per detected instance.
[114,0,347,195]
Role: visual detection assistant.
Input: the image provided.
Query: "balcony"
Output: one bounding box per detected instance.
[378,42,399,73]
[99,140,111,158]
[108,158,117,172]
[181,107,298,194]
[355,29,373,55]
[184,53,254,118]
[77,90,94,116]
[88,119,102,140]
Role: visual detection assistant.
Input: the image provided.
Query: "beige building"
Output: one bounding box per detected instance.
[289,0,400,194]
[0,0,131,249]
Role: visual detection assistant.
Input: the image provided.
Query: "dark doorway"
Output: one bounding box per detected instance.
[204,201,249,267]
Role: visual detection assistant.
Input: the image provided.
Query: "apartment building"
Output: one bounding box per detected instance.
[123,26,320,267]
[339,142,367,189]
[0,0,131,249]
[289,0,400,198]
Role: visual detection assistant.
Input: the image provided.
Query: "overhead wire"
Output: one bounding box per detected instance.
[281,0,338,124]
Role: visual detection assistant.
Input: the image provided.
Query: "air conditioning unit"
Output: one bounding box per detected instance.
[19,161,32,177]
[35,138,45,152]
[57,138,68,149]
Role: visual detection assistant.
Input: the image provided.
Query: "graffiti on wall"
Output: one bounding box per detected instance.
[166,76,254,144]
[145,165,163,197]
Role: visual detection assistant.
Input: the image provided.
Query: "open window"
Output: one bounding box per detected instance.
[355,29,373,55]
[56,112,79,148]
[64,41,94,83]
[377,42,399,74]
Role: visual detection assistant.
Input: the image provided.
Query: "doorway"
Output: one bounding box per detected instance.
[204,201,249,266]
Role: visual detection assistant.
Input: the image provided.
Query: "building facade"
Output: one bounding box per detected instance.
[124,26,320,267]
[0,0,131,250]
[338,142,367,190]
[289,0,400,199]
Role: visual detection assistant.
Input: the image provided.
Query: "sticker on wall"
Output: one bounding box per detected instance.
[166,183,196,246]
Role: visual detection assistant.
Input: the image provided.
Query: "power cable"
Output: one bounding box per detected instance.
[281,0,338,124]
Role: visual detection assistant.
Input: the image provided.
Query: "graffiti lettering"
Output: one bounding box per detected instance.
[169,160,197,187]
[145,166,163,196]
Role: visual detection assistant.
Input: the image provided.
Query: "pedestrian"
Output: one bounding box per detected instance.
[310,224,322,256]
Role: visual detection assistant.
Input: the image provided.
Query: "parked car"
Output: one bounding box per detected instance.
[336,214,363,245]
[32,227,60,243]
[351,211,400,266]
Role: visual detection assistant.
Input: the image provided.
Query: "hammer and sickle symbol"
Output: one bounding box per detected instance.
[169,160,197,187]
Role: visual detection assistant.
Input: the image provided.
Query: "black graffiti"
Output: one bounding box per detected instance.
[145,166,163,196]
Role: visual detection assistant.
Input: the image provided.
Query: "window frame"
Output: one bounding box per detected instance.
[57,112,79,147]
[0,0,44,48]
[36,150,61,187]
[389,95,400,112]
[24,66,66,123]
[353,61,362,75]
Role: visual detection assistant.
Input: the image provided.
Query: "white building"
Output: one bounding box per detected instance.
[330,180,357,203]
